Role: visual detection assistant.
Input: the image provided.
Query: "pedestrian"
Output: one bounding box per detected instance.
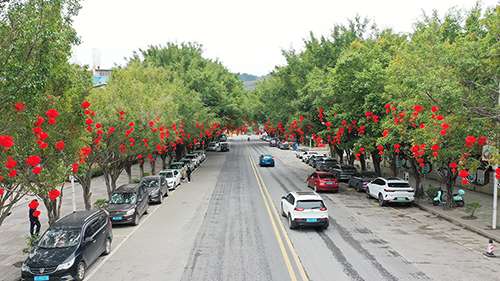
[187,166,192,183]
[181,166,187,181]
[28,199,41,237]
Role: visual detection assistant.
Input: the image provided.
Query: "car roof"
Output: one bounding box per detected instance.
[262,154,273,156]
[291,191,323,200]
[114,183,143,193]
[339,164,355,168]
[170,162,184,164]
[52,210,102,228]
[385,177,407,182]
[159,169,176,173]
[316,171,334,175]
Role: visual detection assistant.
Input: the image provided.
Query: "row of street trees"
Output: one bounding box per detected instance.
[249,3,500,209]
[0,0,251,227]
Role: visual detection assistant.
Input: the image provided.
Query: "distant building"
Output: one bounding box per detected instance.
[93,68,110,87]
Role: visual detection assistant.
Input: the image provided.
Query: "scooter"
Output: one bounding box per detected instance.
[247,137,250,141]
[433,189,465,207]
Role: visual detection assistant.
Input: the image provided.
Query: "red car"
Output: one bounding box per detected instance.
[307,172,339,192]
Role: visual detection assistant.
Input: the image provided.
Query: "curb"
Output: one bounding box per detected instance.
[414,202,500,244]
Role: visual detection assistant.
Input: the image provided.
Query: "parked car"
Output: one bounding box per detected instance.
[107,183,149,226]
[259,154,275,167]
[306,172,339,192]
[184,154,200,167]
[169,162,188,178]
[329,164,357,181]
[348,171,378,192]
[307,155,326,167]
[315,157,339,171]
[302,151,319,163]
[207,142,220,151]
[278,140,289,150]
[140,175,169,203]
[21,210,112,281]
[159,169,182,190]
[220,142,230,152]
[192,150,206,162]
[280,191,329,230]
[269,138,278,147]
[180,158,196,171]
[295,148,310,158]
[366,177,415,206]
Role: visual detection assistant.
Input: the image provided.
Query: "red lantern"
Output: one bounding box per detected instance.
[0,135,14,148]
[49,189,61,200]
[26,156,41,166]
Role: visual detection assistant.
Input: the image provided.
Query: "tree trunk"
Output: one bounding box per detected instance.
[101,161,125,199]
[371,151,382,177]
[76,165,94,210]
[334,146,344,164]
[139,160,144,179]
[359,155,366,171]
[389,152,398,177]
[0,183,25,227]
[409,158,424,201]
[43,185,63,226]
[124,162,132,183]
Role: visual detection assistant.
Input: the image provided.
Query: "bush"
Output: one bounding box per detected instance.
[93,199,108,210]
[425,186,440,198]
[132,178,140,183]
[465,202,482,218]
[92,167,103,177]
[23,234,40,254]
[143,172,150,176]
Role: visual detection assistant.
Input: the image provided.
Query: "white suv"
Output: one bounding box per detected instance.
[366,177,414,206]
[280,191,329,229]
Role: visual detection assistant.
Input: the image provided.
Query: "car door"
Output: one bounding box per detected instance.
[350,171,361,187]
[282,193,293,214]
[82,219,100,265]
[173,170,180,185]
[308,173,317,187]
[159,177,167,195]
[137,186,148,216]
[370,178,385,197]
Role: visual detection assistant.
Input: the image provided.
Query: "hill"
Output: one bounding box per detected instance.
[237,73,269,91]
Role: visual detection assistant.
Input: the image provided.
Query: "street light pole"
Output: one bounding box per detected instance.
[71,175,76,212]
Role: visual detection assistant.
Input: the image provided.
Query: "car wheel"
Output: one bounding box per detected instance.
[356,183,362,193]
[272,164,275,167]
[378,194,387,206]
[288,215,296,229]
[406,202,413,207]
[103,237,111,255]
[133,212,140,226]
[75,261,85,281]
[366,188,371,199]
[281,203,286,217]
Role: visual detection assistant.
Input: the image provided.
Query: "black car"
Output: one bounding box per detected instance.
[140,175,169,203]
[315,157,339,171]
[220,142,229,152]
[107,183,149,226]
[269,138,278,147]
[348,171,378,192]
[21,210,112,281]
[329,164,358,181]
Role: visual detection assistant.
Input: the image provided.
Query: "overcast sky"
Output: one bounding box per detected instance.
[71,0,498,76]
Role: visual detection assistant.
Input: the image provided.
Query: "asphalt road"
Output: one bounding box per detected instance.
[83,135,500,281]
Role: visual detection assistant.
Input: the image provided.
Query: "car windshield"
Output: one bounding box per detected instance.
[160,172,173,178]
[38,228,80,248]
[344,166,357,171]
[388,182,411,188]
[140,179,158,187]
[297,200,325,209]
[263,155,273,159]
[110,192,136,204]
[170,164,182,169]
[318,174,335,179]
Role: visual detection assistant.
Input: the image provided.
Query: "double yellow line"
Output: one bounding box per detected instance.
[246,145,308,281]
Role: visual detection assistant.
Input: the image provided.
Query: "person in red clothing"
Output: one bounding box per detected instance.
[28,199,41,237]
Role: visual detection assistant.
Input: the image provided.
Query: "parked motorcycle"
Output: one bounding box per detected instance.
[433,189,465,207]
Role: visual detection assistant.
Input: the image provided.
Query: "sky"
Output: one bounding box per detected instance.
[71,0,499,76]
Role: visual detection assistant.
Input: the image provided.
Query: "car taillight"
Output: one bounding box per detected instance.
[294,207,304,211]
[320,207,327,211]
[384,189,395,192]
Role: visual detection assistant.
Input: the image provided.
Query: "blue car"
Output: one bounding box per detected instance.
[259,154,275,167]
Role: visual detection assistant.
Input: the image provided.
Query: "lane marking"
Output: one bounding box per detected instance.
[247,146,308,281]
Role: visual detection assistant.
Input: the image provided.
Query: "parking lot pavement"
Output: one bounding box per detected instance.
[281,144,500,246]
